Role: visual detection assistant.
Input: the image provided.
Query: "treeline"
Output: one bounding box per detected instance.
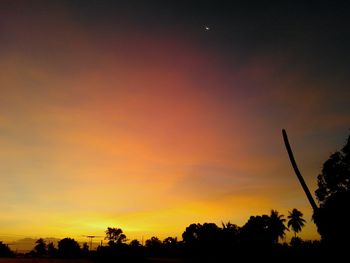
[1,208,326,262]
[2,132,349,262]
[0,241,14,257]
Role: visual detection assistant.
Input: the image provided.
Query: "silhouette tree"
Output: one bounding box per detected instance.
[197,223,221,248]
[128,239,144,259]
[145,236,162,249]
[269,210,287,243]
[182,223,222,250]
[221,221,240,247]
[290,236,303,247]
[47,242,57,257]
[222,221,240,234]
[313,133,350,246]
[240,211,287,246]
[34,238,47,256]
[241,215,273,246]
[163,237,177,247]
[315,134,350,204]
[82,242,89,256]
[57,238,81,258]
[282,129,318,211]
[0,241,14,257]
[129,239,141,248]
[287,209,306,238]
[182,223,200,246]
[162,237,178,257]
[105,227,127,246]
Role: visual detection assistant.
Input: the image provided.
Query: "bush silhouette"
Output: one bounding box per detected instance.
[57,238,81,258]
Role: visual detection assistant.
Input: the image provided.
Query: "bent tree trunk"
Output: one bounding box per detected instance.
[282,129,318,212]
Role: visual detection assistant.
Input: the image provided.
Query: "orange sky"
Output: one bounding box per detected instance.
[1,1,350,248]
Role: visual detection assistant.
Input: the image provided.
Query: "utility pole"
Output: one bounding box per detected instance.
[82,235,103,251]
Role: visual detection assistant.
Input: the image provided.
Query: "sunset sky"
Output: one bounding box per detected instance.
[1,1,349,247]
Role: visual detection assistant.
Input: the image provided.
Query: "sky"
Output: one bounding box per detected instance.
[0,0,350,249]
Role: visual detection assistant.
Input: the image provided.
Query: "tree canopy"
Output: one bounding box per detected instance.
[315,134,350,204]
[105,227,127,246]
[240,210,287,246]
[0,242,14,257]
[57,238,81,258]
[314,133,350,247]
[287,209,306,238]
[34,238,47,256]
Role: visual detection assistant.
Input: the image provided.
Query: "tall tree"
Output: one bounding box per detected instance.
[282,129,318,211]
[287,209,306,238]
[315,134,350,204]
[268,210,287,243]
[105,227,127,246]
[34,238,47,256]
[313,133,350,247]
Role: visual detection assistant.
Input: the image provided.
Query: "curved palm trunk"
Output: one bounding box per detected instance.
[282,129,318,212]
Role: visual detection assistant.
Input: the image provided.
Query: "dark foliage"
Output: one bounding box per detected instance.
[19,216,339,262]
[57,238,81,258]
[105,227,127,246]
[268,210,287,243]
[240,215,273,246]
[314,133,350,248]
[129,239,141,248]
[47,241,58,257]
[182,223,199,246]
[240,210,287,247]
[145,236,163,257]
[33,238,47,256]
[221,221,240,248]
[315,134,350,204]
[287,209,306,238]
[0,241,14,257]
[96,242,145,262]
[314,191,350,248]
[145,236,162,249]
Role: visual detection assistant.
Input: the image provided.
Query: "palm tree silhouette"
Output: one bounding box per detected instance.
[287,209,306,238]
[282,129,318,211]
[269,210,287,243]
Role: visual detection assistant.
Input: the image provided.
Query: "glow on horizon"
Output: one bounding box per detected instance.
[0,46,321,242]
[1,4,349,247]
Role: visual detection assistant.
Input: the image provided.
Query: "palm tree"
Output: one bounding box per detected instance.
[287,209,306,238]
[269,210,287,243]
[282,130,318,212]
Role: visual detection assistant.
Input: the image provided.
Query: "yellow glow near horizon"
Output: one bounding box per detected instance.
[1,4,349,249]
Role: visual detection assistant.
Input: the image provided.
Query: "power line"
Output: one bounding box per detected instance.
[82,235,104,251]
